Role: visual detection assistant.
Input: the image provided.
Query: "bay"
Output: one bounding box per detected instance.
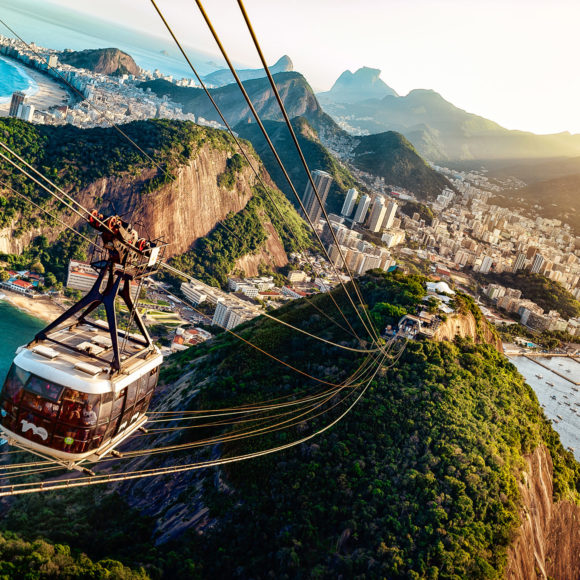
[0,299,44,384]
[509,355,580,461]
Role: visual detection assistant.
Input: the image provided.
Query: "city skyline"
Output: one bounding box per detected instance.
[0,0,579,136]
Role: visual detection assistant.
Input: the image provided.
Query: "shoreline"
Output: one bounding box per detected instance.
[0,55,72,116]
[1,292,64,323]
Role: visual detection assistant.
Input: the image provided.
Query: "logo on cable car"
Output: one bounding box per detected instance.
[20,420,49,441]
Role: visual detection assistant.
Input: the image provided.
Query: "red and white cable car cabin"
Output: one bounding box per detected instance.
[0,324,162,461]
[0,212,166,465]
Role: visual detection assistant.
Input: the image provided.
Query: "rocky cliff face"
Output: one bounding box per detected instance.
[1,142,289,275]
[434,311,503,352]
[505,445,580,580]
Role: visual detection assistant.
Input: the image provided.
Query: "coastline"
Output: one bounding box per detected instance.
[1,292,64,323]
[0,55,71,116]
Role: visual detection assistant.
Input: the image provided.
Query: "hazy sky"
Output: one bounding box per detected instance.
[6,0,580,135]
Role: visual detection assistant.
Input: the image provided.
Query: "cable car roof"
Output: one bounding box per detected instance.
[15,324,162,394]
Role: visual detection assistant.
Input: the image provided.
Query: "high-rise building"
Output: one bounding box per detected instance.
[19,104,35,122]
[512,252,526,272]
[383,200,398,230]
[368,197,386,232]
[530,253,545,274]
[300,170,333,224]
[48,54,59,68]
[341,188,357,217]
[479,256,493,274]
[9,92,26,118]
[353,194,371,224]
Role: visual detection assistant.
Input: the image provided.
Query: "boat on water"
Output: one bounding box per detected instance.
[535,374,543,379]
[557,414,563,420]
[546,381,554,386]
[551,395,557,400]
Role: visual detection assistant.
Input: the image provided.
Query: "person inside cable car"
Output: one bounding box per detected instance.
[82,404,97,427]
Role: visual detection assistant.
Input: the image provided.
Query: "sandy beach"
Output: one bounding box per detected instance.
[2,293,65,323]
[0,56,71,117]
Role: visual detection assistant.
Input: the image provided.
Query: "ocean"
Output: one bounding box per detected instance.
[0,0,229,94]
[0,55,38,103]
[0,300,43,385]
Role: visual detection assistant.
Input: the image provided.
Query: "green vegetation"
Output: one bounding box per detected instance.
[158,269,579,578]
[2,270,578,578]
[0,118,240,233]
[216,153,247,190]
[0,230,89,285]
[0,531,147,579]
[399,200,435,225]
[165,183,313,288]
[477,271,580,320]
[352,131,454,201]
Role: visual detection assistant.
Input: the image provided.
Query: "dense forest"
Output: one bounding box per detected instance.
[1,270,577,578]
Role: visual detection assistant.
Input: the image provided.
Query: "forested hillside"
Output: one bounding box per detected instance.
[1,270,578,578]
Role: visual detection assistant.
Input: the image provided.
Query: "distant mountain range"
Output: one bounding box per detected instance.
[202,55,293,87]
[58,48,140,76]
[140,72,452,205]
[318,68,580,162]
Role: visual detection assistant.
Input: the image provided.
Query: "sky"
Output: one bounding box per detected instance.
[2,0,580,135]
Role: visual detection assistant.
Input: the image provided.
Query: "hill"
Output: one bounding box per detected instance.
[351,131,453,199]
[203,55,293,87]
[140,72,323,128]
[1,270,578,577]
[58,47,140,76]
[490,173,580,234]
[0,118,310,287]
[319,71,580,162]
[317,66,398,104]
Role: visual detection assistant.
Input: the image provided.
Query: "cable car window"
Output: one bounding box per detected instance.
[147,367,159,392]
[2,364,29,403]
[90,423,108,450]
[54,425,91,454]
[112,389,126,418]
[126,381,138,407]
[99,392,114,424]
[104,415,121,440]
[25,376,63,402]
[137,374,149,400]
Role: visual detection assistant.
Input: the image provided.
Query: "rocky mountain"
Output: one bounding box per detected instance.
[1,272,578,578]
[141,72,323,128]
[319,71,580,161]
[142,72,453,203]
[317,66,398,104]
[0,118,310,285]
[203,55,293,87]
[58,48,140,76]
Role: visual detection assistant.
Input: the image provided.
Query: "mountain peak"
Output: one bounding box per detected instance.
[319,66,397,105]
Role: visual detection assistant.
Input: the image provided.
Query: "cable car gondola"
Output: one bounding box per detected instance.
[0,212,167,472]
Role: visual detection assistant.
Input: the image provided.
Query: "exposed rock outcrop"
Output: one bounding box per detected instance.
[505,445,580,580]
[434,310,503,352]
[58,48,140,76]
[1,142,289,272]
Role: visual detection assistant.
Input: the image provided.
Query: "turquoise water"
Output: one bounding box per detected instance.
[0,0,225,81]
[0,55,38,103]
[0,300,44,385]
